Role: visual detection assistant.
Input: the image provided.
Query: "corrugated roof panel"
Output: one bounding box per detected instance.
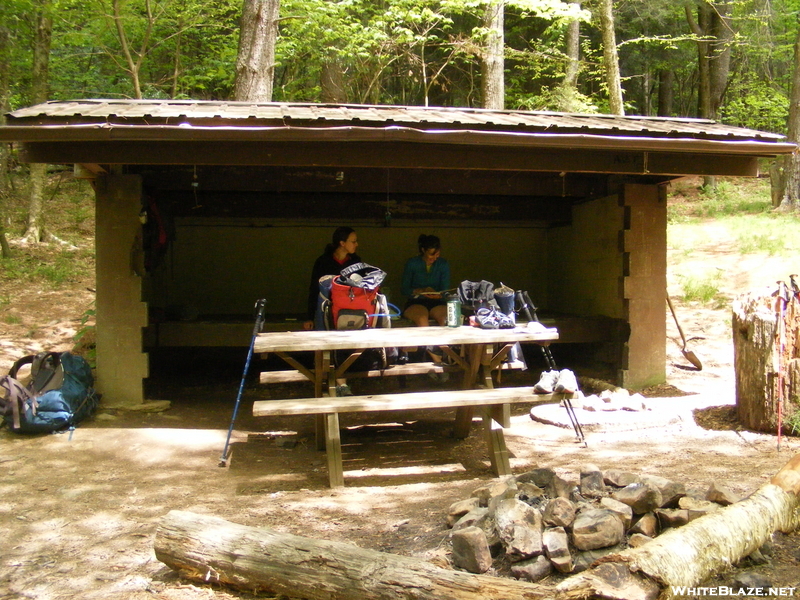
[83,101,123,118]
[2,99,788,145]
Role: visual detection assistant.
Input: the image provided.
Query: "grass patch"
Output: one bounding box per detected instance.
[678,271,723,304]
[0,245,95,289]
[668,176,773,222]
[786,404,800,437]
[725,213,800,257]
[735,231,786,255]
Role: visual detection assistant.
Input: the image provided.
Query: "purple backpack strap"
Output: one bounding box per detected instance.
[0,375,36,430]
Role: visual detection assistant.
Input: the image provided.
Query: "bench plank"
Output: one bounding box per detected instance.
[253,386,565,417]
[253,386,573,488]
[258,360,526,385]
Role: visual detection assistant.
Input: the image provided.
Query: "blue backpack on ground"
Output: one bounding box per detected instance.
[0,352,100,433]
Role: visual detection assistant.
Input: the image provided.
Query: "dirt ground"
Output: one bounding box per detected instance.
[2,211,800,599]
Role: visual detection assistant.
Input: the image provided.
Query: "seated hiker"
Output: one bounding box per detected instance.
[401,234,451,327]
[304,226,362,396]
[400,234,452,377]
[304,226,361,331]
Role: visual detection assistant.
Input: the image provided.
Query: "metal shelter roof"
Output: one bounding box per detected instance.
[1,100,794,176]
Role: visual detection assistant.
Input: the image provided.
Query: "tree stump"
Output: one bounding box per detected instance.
[732,287,800,433]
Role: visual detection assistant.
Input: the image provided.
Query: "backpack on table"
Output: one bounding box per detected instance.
[0,352,100,434]
[320,262,399,370]
[328,262,387,330]
[458,279,497,312]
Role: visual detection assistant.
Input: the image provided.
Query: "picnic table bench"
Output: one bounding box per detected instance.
[252,325,568,487]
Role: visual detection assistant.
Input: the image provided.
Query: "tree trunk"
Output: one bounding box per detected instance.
[732,288,800,434]
[564,3,580,90]
[686,2,732,190]
[598,0,624,115]
[556,454,800,600]
[321,58,347,103]
[22,3,52,244]
[24,164,46,244]
[555,2,581,112]
[234,0,280,102]
[779,26,800,211]
[0,24,11,257]
[112,0,147,99]
[657,69,673,117]
[171,29,183,98]
[155,510,551,600]
[708,2,732,119]
[481,0,504,110]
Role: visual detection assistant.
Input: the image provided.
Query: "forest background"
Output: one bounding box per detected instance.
[2,0,800,248]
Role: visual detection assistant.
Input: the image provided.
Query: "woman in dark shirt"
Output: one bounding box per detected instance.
[304,227,361,330]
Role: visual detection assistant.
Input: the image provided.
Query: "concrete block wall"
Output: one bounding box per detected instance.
[95,174,149,407]
[545,194,625,318]
[620,184,667,389]
[544,184,667,389]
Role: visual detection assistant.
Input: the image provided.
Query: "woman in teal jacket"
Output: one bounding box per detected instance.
[401,234,450,326]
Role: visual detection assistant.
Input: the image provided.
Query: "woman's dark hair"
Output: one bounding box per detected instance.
[325,226,355,254]
[417,234,441,253]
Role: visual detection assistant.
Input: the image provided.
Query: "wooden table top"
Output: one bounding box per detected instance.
[254,324,558,353]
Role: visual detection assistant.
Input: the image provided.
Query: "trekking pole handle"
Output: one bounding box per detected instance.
[253,298,267,334]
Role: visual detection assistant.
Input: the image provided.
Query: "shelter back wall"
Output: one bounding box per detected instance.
[145,222,549,317]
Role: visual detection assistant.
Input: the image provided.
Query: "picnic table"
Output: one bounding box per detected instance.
[252,325,565,487]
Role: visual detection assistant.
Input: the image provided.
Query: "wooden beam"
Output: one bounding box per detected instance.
[19,140,763,177]
[134,165,607,198]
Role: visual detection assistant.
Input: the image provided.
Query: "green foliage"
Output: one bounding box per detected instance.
[0,0,799,133]
[0,170,95,290]
[46,0,241,100]
[787,404,800,437]
[668,179,774,221]
[720,81,789,134]
[74,303,97,366]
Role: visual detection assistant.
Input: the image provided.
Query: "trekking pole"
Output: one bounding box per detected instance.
[776,282,789,452]
[516,291,586,446]
[516,291,558,369]
[219,298,267,467]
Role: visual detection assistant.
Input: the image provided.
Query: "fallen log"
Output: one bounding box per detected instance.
[155,509,551,600]
[556,453,800,600]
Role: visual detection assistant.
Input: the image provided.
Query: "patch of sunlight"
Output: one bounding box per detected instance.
[239,473,309,483]
[137,428,227,447]
[345,463,466,478]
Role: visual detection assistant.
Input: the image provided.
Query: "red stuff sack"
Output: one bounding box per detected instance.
[328,263,386,330]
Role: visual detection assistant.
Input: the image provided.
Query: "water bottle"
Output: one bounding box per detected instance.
[446,294,462,327]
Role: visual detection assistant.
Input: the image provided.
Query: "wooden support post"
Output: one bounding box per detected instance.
[453,344,484,438]
[324,412,344,488]
[314,350,324,398]
[483,406,511,476]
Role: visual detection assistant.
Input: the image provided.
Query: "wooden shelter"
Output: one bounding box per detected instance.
[0,100,794,407]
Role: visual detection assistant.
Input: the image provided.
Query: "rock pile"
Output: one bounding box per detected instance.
[446,465,742,581]
[573,389,651,412]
